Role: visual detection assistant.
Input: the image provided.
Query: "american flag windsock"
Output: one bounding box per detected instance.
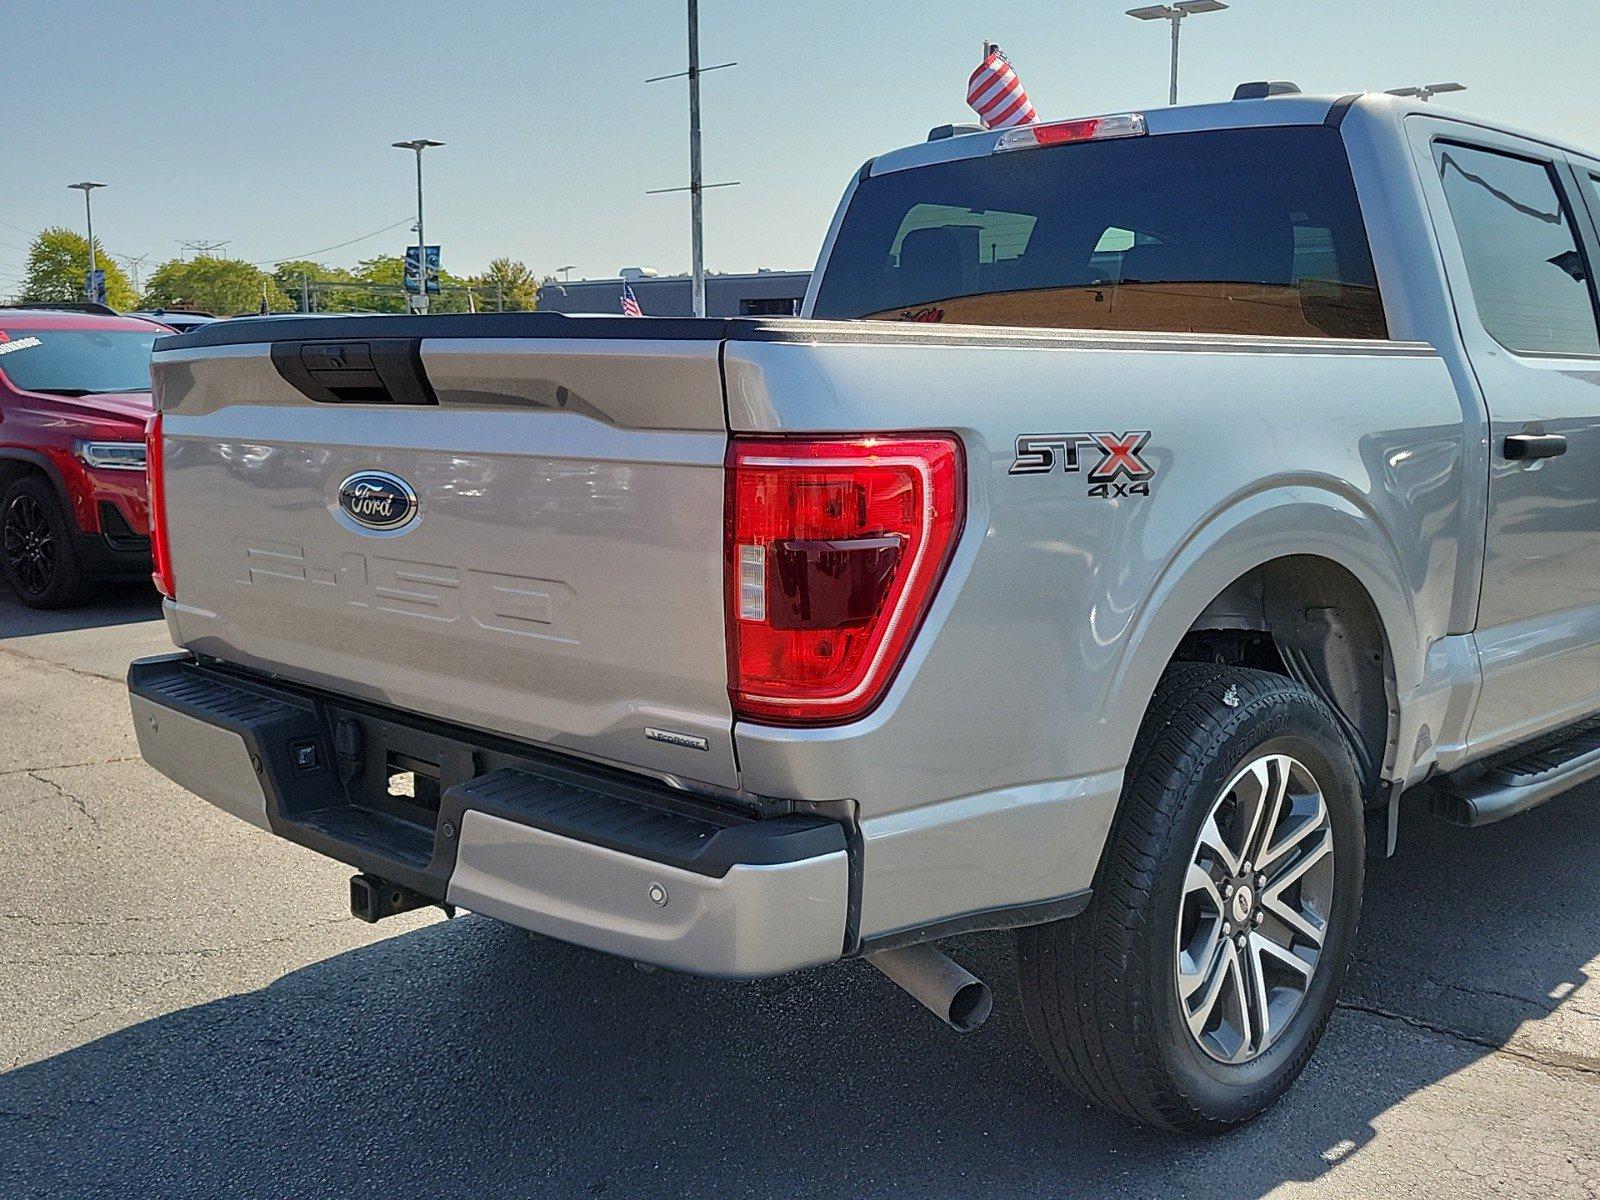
[620,282,642,316]
[967,45,1038,129]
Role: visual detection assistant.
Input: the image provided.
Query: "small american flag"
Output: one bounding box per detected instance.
[967,45,1037,129]
[620,282,642,317]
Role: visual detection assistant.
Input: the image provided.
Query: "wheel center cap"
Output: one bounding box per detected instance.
[1231,885,1254,924]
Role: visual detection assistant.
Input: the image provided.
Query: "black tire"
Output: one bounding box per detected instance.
[1017,663,1365,1133]
[1,474,90,609]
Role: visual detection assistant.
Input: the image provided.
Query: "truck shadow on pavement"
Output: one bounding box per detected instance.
[0,583,161,639]
[3,794,1596,1199]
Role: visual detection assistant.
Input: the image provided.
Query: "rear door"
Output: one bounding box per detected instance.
[152,326,738,788]
[1571,157,1600,239]
[1407,118,1600,751]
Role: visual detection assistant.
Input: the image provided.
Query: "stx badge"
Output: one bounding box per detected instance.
[1010,431,1155,498]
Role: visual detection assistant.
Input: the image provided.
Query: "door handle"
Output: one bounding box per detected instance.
[1504,432,1567,460]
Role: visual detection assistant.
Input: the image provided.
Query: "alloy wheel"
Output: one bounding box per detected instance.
[2,494,57,597]
[1175,752,1335,1064]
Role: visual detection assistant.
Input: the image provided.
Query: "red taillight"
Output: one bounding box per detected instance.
[146,411,175,599]
[725,435,964,725]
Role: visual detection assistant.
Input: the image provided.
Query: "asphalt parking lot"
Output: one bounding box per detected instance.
[1,585,1597,1199]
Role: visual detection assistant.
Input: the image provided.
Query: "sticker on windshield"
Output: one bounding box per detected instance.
[0,335,42,356]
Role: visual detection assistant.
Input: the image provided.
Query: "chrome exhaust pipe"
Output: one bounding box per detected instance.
[868,943,993,1032]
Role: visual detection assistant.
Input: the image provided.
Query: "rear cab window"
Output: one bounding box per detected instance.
[0,326,159,396]
[812,125,1388,339]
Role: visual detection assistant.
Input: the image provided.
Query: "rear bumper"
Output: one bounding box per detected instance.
[128,654,850,977]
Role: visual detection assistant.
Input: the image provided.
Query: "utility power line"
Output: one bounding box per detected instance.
[250,215,415,266]
[646,0,739,318]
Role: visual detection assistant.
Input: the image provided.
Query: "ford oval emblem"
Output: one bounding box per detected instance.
[337,471,418,532]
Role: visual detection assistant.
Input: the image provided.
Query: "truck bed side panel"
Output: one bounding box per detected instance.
[723,324,1469,939]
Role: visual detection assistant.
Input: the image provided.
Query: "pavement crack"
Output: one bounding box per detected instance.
[0,640,129,685]
[0,758,140,779]
[23,770,101,830]
[1352,953,1600,1022]
[1337,998,1600,1083]
[0,916,359,963]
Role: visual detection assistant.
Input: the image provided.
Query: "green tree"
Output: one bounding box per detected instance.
[18,227,138,310]
[351,254,409,314]
[355,254,473,313]
[470,258,541,311]
[143,255,293,315]
[272,260,364,313]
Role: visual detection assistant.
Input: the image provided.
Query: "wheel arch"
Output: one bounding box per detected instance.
[1102,492,1417,801]
[0,448,73,514]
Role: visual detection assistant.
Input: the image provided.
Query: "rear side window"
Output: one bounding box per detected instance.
[812,126,1387,339]
[1432,142,1600,357]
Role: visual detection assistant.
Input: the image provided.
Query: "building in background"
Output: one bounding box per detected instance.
[538,268,810,317]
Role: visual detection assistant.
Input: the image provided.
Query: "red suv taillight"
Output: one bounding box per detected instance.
[146,411,175,599]
[725,435,965,725]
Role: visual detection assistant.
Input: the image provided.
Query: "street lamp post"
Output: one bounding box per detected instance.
[67,182,107,304]
[1386,83,1467,103]
[1126,1,1228,105]
[391,139,444,314]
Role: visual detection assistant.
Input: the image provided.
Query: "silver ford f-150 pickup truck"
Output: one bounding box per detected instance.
[130,87,1600,1132]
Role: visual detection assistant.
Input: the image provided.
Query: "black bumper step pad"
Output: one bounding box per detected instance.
[130,656,844,900]
[450,768,843,879]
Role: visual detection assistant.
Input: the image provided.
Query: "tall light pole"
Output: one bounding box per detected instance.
[67,182,106,303]
[1386,82,1467,103]
[1126,1,1228,105]
[392,139,443,314]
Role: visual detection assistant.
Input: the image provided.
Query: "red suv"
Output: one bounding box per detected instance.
[0,307,166,608]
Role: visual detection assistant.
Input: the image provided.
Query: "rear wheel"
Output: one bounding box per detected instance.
[1017,664,1365,1133]
[2,475,89,609]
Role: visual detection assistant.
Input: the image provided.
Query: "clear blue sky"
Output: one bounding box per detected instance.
[3,0,1597,289]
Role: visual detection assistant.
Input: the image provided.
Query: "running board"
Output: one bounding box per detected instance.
[1431,713,1600,827]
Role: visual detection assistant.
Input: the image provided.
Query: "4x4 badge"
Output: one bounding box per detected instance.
[1010,431,1155,497]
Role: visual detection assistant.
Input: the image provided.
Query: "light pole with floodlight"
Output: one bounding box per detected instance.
[1126,1,1228,105]
[1386,83,1467,103]
[67,182,107,304]
[392,139,444,314]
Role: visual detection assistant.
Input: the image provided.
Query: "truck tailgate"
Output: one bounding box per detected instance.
[151,327,738,789]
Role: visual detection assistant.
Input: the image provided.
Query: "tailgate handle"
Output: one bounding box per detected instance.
[270,338,438,406]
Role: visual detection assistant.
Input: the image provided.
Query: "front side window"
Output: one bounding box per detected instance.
[813,126,1387,339]
[1432,142,1599,357]
[0,327,159,395]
